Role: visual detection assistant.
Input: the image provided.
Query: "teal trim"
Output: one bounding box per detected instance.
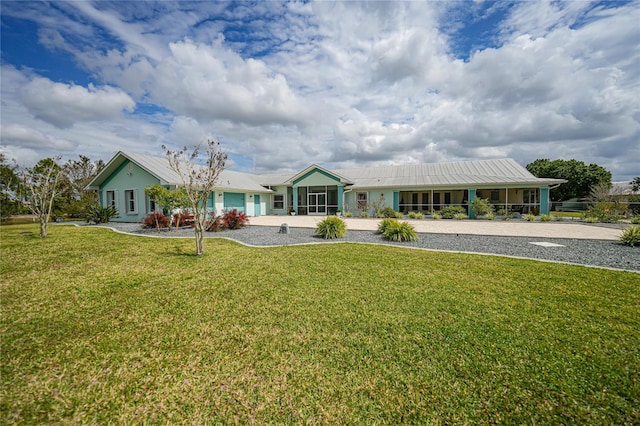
[338,186,344,211]
[254,195,261,216]
[100,159,129,190]
[293,186,298,213]
[292,167,342,185]
[540,187,550,214]
[468,188,477,219]
[393,191,399,211]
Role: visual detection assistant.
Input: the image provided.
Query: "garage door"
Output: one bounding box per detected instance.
[223,192,245,213]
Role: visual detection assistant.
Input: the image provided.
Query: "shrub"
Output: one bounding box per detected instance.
[440,206,466,219]
[378,207,398,218]
[207,209,248,232]
[344,211,353,218]
[432,213,442,220]
[585,216,599,223]
[141,212,170,229]
[453,213,467,220]
[496,208,507,216]
[470,197,493,217]
[382,221,418,242]
[85,204,119,224]
[315,216,347,239]
[524,214,536,221]
[408,211,424,219]
[620,226,640,247]
[586,201,625,223]
[631,216,640,224]
[359,211,370,218]
[485,212,495,220]
[377,218,397,234]
[540,214,553,222]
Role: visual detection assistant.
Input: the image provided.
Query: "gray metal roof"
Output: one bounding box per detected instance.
[88,154,564,192]
[87,152,272,193]
[333,159,566,189]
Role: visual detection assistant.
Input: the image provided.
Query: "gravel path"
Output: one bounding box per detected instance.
[85,223,639,272]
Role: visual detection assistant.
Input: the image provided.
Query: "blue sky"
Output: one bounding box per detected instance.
[1,1,638,181]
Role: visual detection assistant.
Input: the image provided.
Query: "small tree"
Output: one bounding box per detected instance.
[631,177,640,194]
[470,197,494,217]
[21,157,65,237]
[144,184,190,231]
[62,155,104,218]
[163,140,227,256]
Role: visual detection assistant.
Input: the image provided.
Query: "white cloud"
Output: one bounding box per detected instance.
[20,78,135,128]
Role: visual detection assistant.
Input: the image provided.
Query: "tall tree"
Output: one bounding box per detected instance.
[631,177,640,193]
[163,140,227,256]
[0,153,25,221]
[526,158,612,201]
[21,157,65,237]
[62,155,105,218]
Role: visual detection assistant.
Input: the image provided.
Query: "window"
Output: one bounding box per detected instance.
[490,190,500,202]
[124,189,137,214]
[356,192,368,210]
[146,196,157,213]
[273,194,284,210]
[106,190,117,208]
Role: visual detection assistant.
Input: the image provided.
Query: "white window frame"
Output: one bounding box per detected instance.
[105,190,118,209]
[273,193,285,210]
[124,189,137,214]
[356,192,368,210]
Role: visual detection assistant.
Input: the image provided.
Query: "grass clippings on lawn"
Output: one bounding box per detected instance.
[1,224,639,424]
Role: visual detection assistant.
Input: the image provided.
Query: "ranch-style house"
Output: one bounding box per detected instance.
[87,152,565,222]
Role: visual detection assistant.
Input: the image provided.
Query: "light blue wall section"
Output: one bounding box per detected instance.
[468,188,477,218]
[393,191,399,211]
[293,168,341,186]
[266,186,289,215]
[540,187,550,214]
[100,160,160,223]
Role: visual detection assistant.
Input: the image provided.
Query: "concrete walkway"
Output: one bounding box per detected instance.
[250,215,628,240]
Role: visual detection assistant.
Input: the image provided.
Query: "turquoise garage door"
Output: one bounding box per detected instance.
[223,192,245,213]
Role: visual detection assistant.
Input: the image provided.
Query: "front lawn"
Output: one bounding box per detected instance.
[1,224,638,424]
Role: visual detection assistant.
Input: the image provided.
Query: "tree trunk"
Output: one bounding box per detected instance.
[39,216,48,238]
[194,224,204,256]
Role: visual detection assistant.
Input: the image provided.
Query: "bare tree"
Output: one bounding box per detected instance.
[162,140,227,256]
[21,157,65,237]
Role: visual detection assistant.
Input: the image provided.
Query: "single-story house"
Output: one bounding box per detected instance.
[87,152,565,222]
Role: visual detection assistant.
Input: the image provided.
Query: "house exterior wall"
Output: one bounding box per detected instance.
[266,186,289,215]
[100,160,161,223]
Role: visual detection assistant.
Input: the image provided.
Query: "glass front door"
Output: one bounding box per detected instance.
[308,193,326,214]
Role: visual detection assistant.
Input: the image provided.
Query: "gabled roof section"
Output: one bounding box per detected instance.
[86,151,272,193]
[289,164,354,185]
[334,159,565,188]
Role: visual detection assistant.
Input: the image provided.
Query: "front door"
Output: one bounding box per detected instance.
[308,193,326,215]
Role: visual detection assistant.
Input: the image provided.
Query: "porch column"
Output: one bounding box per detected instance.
[393,191,399,211]
[540,187,550,214]
[338,185,344,211]
[468,188,477,219]
[293,186,298,214]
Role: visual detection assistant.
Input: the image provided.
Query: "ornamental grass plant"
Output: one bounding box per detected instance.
[315,216,347,239]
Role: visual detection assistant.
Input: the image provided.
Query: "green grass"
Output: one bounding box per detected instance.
[551,211,584,218]
[2,224,639,424]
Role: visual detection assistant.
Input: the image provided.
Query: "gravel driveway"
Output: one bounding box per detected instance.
[84,222,639,272]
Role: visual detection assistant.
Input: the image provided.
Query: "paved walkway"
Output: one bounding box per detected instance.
[250,215,627,240]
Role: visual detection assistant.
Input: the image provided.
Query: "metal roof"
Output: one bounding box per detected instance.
[333,159,566,189]
[87,152,273,193]
[88,154,565,192]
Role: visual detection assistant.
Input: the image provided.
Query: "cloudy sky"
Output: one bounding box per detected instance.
[1,1,638,180]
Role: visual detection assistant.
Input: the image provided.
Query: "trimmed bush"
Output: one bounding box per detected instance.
[344,211,353,218]
[408,211,424,219]
[377,218,397,234]
[85,204,119,224]
[315,216,347,239]
[453,213,467,220]
[378,207,398,218]
[620,226,640,247]
[207,209,249,232]
[359,211,370,218]
[432,213,442,220]
[382,220,418,242]
[540,214,553,222]
[484,212,495,220]
[630,216,640,224]
[470,197,494,217]
[141,212,170,229]
[440,206,467,219]
[524,214,536,221]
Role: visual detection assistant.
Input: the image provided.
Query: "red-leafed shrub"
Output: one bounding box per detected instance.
[206,209,249,232]
[141,212,170,229]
